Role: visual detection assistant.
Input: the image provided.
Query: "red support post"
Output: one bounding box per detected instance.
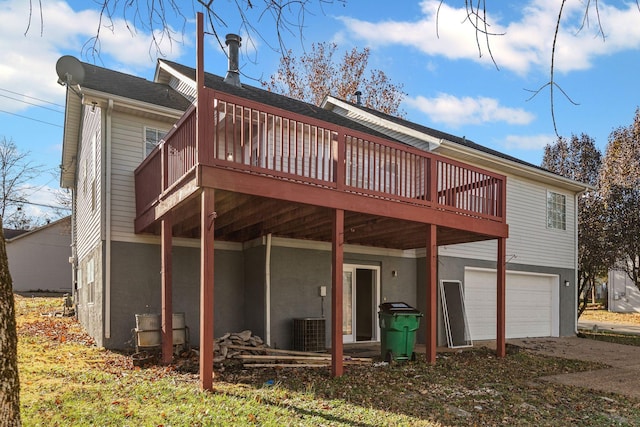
[331,209,344,377]
[161,214,173,365]
[426,223,437,364]
[200,188,216,390]
[496,237,506,358]
[196,12,208,165]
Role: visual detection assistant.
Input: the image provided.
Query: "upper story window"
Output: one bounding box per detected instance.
[547,191,566,230]
[145,127,166,157]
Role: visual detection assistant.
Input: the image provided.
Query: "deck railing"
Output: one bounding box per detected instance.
[135,89,505,222]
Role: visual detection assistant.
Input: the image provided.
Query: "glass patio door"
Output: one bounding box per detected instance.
[343,265,380,343]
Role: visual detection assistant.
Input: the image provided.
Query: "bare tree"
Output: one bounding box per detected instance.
[263,42,405,115]
[0,138,42,229]
[0,218,20,426]
[542,133,607,316]
[439,1,638,135]
[26,0,346,65]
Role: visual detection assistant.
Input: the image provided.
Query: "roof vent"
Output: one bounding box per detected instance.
[354,90,362,105]
[224,34,242,87]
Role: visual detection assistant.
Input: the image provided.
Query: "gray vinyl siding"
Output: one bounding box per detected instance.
[439,174,576,270]
[75,106,102,261]
[110,111,175,242]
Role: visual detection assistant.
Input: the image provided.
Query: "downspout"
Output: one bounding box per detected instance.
[105,99,114,339]
[265,233,272,346]
[70,188,77,308]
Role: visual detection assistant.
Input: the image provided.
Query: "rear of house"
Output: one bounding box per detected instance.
[59,51,587,354]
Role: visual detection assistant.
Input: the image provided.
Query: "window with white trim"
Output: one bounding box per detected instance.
[547,191,566,230]
[145,127,167,157]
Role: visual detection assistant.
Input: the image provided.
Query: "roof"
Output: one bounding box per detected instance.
[3,229,28,240]
[5,216,71,242]
[79,62,192,111]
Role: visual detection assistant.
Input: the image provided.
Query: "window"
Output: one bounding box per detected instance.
[547,191,566,230]
[87,258,95,304]
[145,127,166,157]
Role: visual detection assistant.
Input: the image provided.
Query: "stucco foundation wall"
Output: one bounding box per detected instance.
[77,244,104,347]
[243,244,266,340]
[105,241,244,349]
[416,255,577,346]
[266,244,418,350]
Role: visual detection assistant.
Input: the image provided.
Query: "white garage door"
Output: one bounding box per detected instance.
[464,269,559,340]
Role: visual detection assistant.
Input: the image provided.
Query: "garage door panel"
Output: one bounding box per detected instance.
[464,270,558,340]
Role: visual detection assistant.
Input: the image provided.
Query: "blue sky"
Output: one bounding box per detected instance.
[1,0,639,221]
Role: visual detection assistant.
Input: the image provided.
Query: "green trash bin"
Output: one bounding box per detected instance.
[378,302,423,362]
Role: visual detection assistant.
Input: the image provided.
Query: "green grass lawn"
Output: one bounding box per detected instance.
[16,295,640,426]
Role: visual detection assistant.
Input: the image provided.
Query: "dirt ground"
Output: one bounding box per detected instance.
[509,337,640,399]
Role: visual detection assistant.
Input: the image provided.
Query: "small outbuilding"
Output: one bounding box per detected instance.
[6,216,72,293]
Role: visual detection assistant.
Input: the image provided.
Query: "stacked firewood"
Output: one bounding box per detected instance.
[214,330,266,363]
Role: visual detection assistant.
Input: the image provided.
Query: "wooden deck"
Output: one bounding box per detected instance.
[134,88,507,247]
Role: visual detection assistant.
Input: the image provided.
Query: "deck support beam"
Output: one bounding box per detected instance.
[199,188,216,390]
[161,214,173,365]
[496,237,506,358]
[331,209,344,377]
[426,223,437,364]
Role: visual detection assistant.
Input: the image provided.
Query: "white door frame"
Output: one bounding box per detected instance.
[343,264,381,343]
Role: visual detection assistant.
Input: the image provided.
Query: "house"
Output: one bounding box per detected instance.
[6,216,72,293]
[59,14,589,389]
[608,268,640,312]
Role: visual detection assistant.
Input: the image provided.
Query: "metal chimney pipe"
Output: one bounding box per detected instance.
[355,90,362,105]
[224,33,242,87]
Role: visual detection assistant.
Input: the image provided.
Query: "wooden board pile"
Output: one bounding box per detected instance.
[214,330,373,368]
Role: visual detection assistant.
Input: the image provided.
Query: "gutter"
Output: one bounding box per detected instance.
[81,88,186,120]
[105,99,114,339]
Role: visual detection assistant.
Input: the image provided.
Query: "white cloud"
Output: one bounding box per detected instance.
[338,0,640,75]
[406,93,535,127]
[0,0,185,114]
[502,134,556,150]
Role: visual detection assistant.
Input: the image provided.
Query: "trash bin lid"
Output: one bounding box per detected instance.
[379,302,421,314]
